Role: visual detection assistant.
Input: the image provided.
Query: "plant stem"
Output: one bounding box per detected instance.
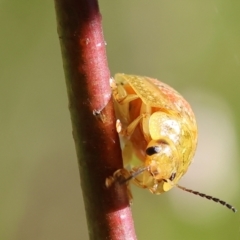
[54,0,137,239]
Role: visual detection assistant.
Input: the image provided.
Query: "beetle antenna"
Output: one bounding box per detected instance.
[119,167,149,184]
[176,184,237,213]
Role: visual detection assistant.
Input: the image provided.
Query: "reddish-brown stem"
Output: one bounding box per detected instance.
[54,0,137,239]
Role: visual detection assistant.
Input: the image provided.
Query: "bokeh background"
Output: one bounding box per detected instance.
[1,1,240,239]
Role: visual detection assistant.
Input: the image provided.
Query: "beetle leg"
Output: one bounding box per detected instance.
[140,103,152,142]
[114,92,139,105]
[105,168,133,202]
[120,102,151,142]
[111,79,140,104]
[121,113,145,137]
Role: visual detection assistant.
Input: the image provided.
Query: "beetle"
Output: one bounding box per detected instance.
[107,73,236,212]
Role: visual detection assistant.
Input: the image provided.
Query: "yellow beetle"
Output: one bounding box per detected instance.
[110,73,197,194]
[108,73,236,212]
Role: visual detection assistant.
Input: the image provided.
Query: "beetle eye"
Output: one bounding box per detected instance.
[146,146,161,156]
[169,172,176,181]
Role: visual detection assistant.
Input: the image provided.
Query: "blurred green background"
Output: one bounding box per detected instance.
[0,1,240,239]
